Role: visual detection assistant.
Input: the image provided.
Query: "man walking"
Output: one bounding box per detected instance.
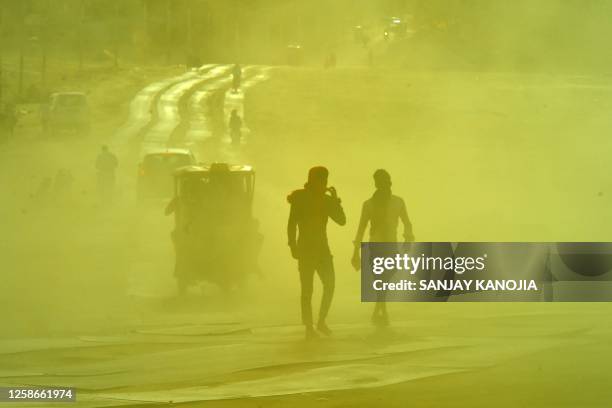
[287,166,346,339]
[352,169,414,327]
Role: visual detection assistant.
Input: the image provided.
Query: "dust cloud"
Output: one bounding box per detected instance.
[1,1,612,406]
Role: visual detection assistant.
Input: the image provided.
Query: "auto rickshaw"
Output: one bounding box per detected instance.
[167,163,262,293]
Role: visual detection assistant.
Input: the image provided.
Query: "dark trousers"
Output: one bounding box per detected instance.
[298,255,335,326]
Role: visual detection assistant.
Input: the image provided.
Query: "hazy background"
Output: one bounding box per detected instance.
[1,1,612,406]
[3,0,612,87]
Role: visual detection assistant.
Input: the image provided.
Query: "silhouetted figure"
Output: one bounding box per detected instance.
[232,64,242,93]
[287,166,346,339]
[96,145,118,203]
[229,109,242,145]
[352,169,414,327]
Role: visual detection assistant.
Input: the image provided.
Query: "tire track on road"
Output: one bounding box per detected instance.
[167,66,235,148]
[111,64,216,152]
[177,66,272,164]
[140,65,231,155]
[181,66,264,148]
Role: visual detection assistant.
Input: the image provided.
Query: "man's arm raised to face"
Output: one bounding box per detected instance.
[327,188,346,226]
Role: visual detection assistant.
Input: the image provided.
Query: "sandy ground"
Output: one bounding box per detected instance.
[143,307,612,408]
[2,65,612,407]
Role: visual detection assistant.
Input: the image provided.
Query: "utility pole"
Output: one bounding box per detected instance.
[0,1,4,107]
[186,0,193,65]
[113,0,119,68]
[234,1,241,60]
[41,0,50,94]
[78,0,85,72]
[18,0,25,99]
[143,0,150,60]
[165,0,171,64]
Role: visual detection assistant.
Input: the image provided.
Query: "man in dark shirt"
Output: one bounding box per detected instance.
[287,166,346,339]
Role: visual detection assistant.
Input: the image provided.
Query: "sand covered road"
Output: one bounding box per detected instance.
[0,305,608,407]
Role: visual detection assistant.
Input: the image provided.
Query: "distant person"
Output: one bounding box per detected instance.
[96,145,118,202]
[232,64,242,93]
[229,109,242,145]
[287,166,346,340]
[352,169,414,327]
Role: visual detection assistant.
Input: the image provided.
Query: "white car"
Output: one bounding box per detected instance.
[137,148,197,200]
